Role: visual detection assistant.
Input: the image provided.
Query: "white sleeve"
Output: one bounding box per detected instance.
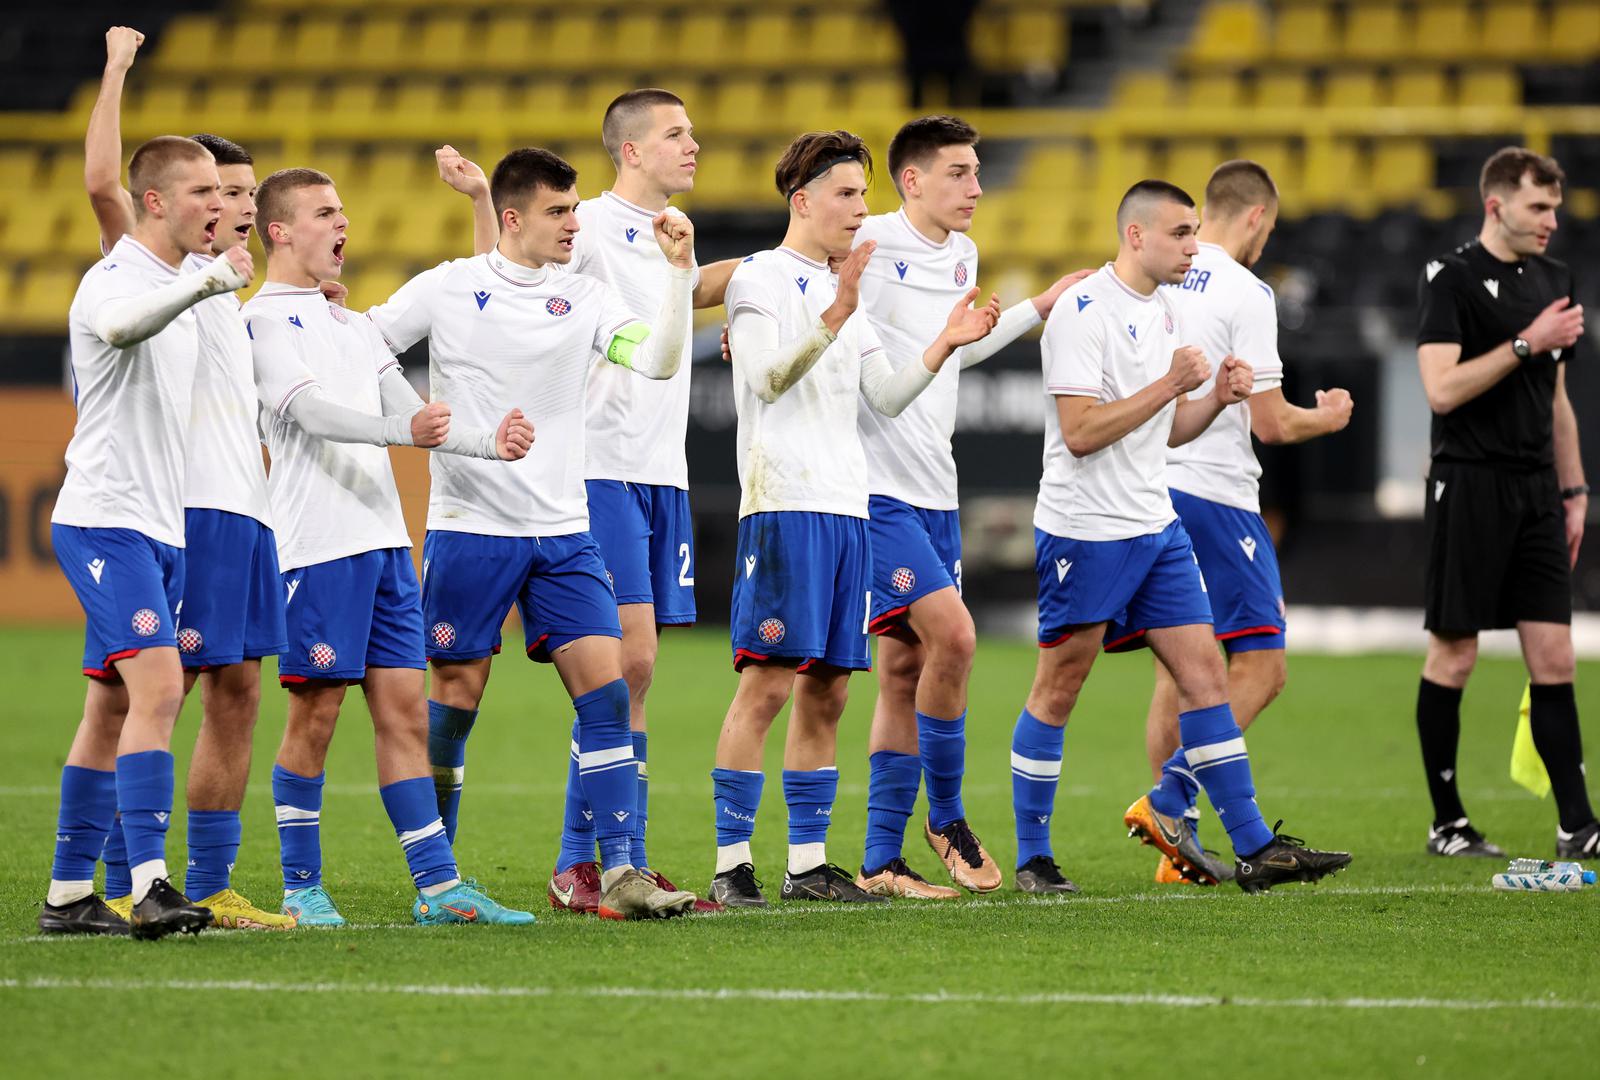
[960,299,1040,369]
[376,366,503,460]
[248,312,321,418]
[594,267,692,380]
[365,262,450,354]
[1235,282,1284,393]
[728,307,835,404]
[285,385,413,447]
[90,259,249,348]
[1043,301,1106,399]
[857,314,935,417]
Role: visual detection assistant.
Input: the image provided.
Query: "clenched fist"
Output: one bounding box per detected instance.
[221,244,254,288]
[1212,355,1254,405]
[1315,387,1354,432]
[105,26,143,73]
[1166,346,1210,396]
[496,408,534,461]
[653,208,695,270]
[411,401,451,448]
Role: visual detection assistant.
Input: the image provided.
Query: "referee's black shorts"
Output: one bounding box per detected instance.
[1423,462,1571,634]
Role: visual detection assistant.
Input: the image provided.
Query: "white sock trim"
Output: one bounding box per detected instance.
[47,880,94,907]
[715,842,752,875]
[600,864,635,892]
[419,877,460,898]
[130,859,167,904]
[788,841,826,875]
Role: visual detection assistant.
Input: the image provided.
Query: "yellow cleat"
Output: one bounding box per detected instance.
[195,888,298,930]
[105,894,133,921]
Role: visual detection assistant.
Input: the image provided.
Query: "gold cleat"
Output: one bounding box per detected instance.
[195,888,298,930]
[856,858,960,899]
[923,818,1003,892]
[105,894,133,921]
[1155,853,1217,886]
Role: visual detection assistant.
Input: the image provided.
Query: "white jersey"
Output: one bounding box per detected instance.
[725,247,887,520]
[854,209,978,511]
[1162,242,1285,513]
[570,192,699,490]
[53,236,199,548]
[182,253,271,526]
[1035,263,1182,542]
[243,282,410,572]
[367,250,640,537]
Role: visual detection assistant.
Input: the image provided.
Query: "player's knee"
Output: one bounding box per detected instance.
[621,649,656,703]
[1424,639,1478,687]
[926,618,976,681]
[878,644,923,700]
[799,676,850,720]
[1528,643,1576,684]
[738,668,795,721]
[1174,652,1229,708]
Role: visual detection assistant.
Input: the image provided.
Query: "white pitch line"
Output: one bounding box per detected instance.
[1,976,1593,1013]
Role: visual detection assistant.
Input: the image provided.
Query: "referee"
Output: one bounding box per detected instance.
[1414,146,1594,859]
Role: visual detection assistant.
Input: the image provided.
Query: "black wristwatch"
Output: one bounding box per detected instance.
[1512,337,1532,360]
[1562,483,1591,500]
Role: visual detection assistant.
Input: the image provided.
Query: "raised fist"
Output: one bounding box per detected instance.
[221,244,254,288]
[411,401,451,448]
[1166,345,1209,396]
[1212,355,1254,405]
[106,26,144,72]
[435,145,489,199]
[1315,387,1354,431]
[653,208,695,270]
[496,408,534,461]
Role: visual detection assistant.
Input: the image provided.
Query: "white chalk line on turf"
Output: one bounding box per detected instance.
[2,975,1593,1013]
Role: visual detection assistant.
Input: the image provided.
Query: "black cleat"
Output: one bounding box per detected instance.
[1014,855,1080,894]
[129,878,211,940]
[38,892,131,936]
[1556,820,1600,859]
[781,863,890,903]
[1427,817,1506,858]
[1235,821,1352,893]
[708,863,768,909]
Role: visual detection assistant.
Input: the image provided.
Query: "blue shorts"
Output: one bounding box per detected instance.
[421,530,621,663]
[1034,519,1215,652]
[866,495,962,634]
[731,512,871,672]
[177,509,287,669]
[585,480,696,626]
[278,548,424,684]
[1171,489,1286,653]
[52,525,184,680]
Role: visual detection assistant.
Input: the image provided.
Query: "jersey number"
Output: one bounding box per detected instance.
[678,542,694,587]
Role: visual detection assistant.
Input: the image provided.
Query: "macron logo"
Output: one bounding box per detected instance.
[1055,558,1072,583]
[625,227,639,243]
[285,578,301,606]
[795,277,808,295]
[288,315,304,329]
[582,810,593,822]
[1483,279,1499,299]
[1434,480,1446,503]
[1425,261,1443,282]
[1076,295,1093,311]
[1127,324,1138,341]
[744,554,757,578]
[1239,537,1257,562]
[613,810,630,823]
[894,260,909,280]
[473,290,491,310]
[87,558,105,584]
[154,812,169,824]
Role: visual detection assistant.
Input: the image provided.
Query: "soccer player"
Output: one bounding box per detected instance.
[367,147,702,920]
[1015,179,1350,893]
[852,115,1092,899]
[709,130,1000,907]
[41,135,251,937]
[1413,147,1594,858]
[245,167,537,926]
[1141,160,1354,885]
[81,24,294,930]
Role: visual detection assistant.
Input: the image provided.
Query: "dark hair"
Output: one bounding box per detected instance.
[126,135,214,219]
[601,88,686,166]
[189,133,253,168]
[1480,146,1564,202]
[773,130,872,201]
[887,115,979,195]
[490,147,579,220]
[256,167,334,252]
[1116,179,1195,231]
[1203,159,1277,218]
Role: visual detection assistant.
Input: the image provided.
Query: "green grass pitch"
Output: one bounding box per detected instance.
[1,625,1595,1076]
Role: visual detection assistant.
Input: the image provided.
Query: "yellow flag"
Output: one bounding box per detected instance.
[1511,682,1551,798]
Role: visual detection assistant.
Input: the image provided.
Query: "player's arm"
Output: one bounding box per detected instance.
[1169,356,1254,447]
[860,285,1000,416]
[960,268,1095,370]
[1553,362,1586,568]
[1248,386,1353,444]
[375,366,532,460]
[1056,334,1207,457]
[601,210,696,380]
[691,258,740,310]
[84,25,143,252]
[436,145,497,257]
[249,312,411,446]
[91,247,252,347]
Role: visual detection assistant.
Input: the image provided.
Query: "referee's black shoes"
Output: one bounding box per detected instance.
[1556,821,1600,859]
[1427,817,1506,858]
[1234,821,1353,894]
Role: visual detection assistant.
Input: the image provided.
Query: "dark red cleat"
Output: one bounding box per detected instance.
[547,860,602,915]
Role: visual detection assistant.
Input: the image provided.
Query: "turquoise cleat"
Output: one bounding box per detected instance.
[414,879,537,926]
[282,884,346,928]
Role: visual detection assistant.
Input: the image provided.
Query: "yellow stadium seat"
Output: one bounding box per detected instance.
[1392,68,1449,108]
[42,151,88,192]
[541,13,604,73]
[1271,5,1334,63]
[843,73,908,125]
[1371,141,1433,200]
[674,13,734,73]
[1164,140,1224,200]
[1342,4,1407,62]
[349,15,410,74]
[151,16,223,76]
[414,14,476,74]
[0,149,40,194]
[1457,67,1520,108]
[709,75,775,134]
[565,147,613,194]
[1097,140,1157,194]
[129,83,194,128]
[364,147,432,193]
[392,82,449,126]
[1302,137,1365,212]
[306,149,359,190]
[1546,3,1600,60]
[1187,72,1244,111]
[1112,72,1172,111]
[60,202,103,256]
[524,81,576,122]
[575,77,635,121]
[779,76,842,132]
[682,146,758,209]
[1186,2,1266,64]
[1252,70,1311,111]
[613,10,667,53]
[385,200,457,261]
[970,14,1007,70]
[287,15,348,72]
[2,198,69,258]
[459,81,514,119]
[743,13,800,68]
[344,266,410,312]
[220,17,287,72]
[1412,5,1477,62]
[1322,71,1382,110]
[1480,2,1540,60]
[482,12,537,71]
[16,265,83,328]
[330,81,385,119]
[198,83,258,131]
[1021,145,1091,193]
[265,80,320,118]
[1004,10,1068,71]
[1232,140,1302,202]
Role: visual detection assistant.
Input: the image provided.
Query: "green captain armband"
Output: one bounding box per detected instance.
[605,322,652,369]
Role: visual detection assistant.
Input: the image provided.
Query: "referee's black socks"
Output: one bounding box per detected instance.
[1528,682,1596,833]
[1416,678,1467,825]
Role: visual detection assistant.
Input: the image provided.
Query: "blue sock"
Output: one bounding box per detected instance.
[712,767,763,848]
[50,765,116,889]
[574,680,635,871]
[184,809,240,900]
[783,767,838,847]
[115,750,175,896]
[632,731,649,870]
[427,700,476,846]
[1011,708,1064,867]
[864,751,920,872]
[272,764,324,892]
[558,718,597,872]
[379,776,458,889]
[918,711,966,830]
[1149,746,1200,818]
[1177,704,1272,856]
[102,814,131,898]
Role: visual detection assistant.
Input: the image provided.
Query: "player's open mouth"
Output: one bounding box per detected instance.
[234,222,252,240]
[559,237,574,249]
[202,219,218,243]
[332,238,346,264]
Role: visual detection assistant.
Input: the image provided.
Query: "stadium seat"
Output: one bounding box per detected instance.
[329,81,386,120]
[1112,72,1172,111]
[1411,4,1477,62]
[15,265,84,329]
[674,13,735,72]
[287,15,348,73]
[1234,139,1302,201]
[199,82,259,132]
[613,9,668,55]
[220,17,288,72]
[0,148,40,195]
[1371,140,1434,201]
[128,83,193,128]
[1458,67,1520,108]
[391,82,450,128]
[1021,144,1090,194]
[1391,68,1449,109]
[1,196,69,258]
[349,15,411,74]
[1545,2,1600,60]
[482,12,537,71]
[1342,4,1407,62]
[1164,140,1225,200]
[1303,137,1367,213]
[413,15,477,74]
[742,13,800,69]
[779,76,843,132]
[1271,5,1335,63]
[1186,2,1266,64]
[1252,70,1311,111]
[344,265,410,311]
[843,73,910,127]
[151,16,223,76]
[1001,10,1068,71]
[1322,71,1382,111]
[1479,2,1540,61]
[265,80,321,120]
[1187,72,1244,111]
